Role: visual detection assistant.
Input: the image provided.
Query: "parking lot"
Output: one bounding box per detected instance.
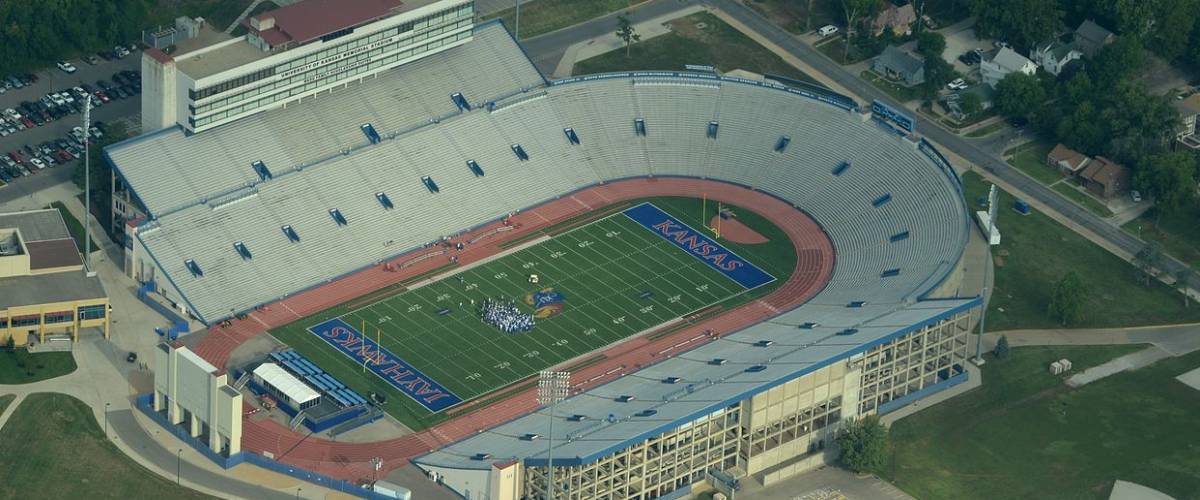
[0,52,143,186]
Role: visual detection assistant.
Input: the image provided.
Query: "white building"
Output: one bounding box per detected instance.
[1030,41,1082,76]
[981,47,1038,88]
[141,0,475,134]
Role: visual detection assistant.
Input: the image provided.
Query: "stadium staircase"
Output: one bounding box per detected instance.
[289,410,307,431]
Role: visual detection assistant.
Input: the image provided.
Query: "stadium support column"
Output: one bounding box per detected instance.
[538,370,570,499]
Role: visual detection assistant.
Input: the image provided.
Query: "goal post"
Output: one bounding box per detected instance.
[702,194,722,239]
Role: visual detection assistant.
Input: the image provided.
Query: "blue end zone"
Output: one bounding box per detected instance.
[307,318,462,412]
[623,203,775,289]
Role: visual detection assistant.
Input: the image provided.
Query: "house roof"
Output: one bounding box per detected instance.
[876,45,924,76]
[988,47,1034,72]
[1080,156,1128,187]
[244,0,405,47]
[1037,41,1078,61]
[0,270,107,309]
[25,239,83,270]
[1076,20,1114,47]
[1174,94,1200,116]
[1047,143,1089,171]
[873,4,916,30]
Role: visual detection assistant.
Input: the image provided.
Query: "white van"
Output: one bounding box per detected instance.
[818,25,839,37]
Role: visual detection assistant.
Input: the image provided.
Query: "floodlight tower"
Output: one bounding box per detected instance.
[83,95,94,276]
[537,370,570,499]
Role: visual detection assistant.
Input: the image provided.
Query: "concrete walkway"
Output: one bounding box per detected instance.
[1065,345,1173,387]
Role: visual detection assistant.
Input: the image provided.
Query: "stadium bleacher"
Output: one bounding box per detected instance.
[269,350,366,409]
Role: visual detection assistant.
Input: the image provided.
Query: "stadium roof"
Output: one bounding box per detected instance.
[244,0,405,47]
[254,362,320,405]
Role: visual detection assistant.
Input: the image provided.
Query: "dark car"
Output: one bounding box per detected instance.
[96,79,113,91]
[126,352,138,363]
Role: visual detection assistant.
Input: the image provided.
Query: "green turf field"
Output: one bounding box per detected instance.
[271,196,796,430]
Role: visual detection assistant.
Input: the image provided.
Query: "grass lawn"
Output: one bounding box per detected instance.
[483,0,643,39]
[1052,183,1115,218]
[0,350,76,384]
[745,0,841,34]
[1123,204,1200,273]
[961,171,1200,330]
[1004,141,1061,185]
[963,120,1006,138]
[860,70,921,102]
[573,12,820,86]
[882,345,1200,500]
[818,36,877,65]
[270,196,795,431]
[47,202,99,255]
[0,393,214,500]
[0,394,12,416]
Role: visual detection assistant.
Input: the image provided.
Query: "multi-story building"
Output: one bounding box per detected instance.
[141,0,474,134]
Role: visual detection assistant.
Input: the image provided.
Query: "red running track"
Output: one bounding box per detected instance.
[190,178,835,481]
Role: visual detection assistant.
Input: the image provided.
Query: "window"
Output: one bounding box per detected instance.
[775,135,791,152]
[466,159,484,177]
[375,192,394,210]
[744,365,767,373]
[78,304,106,321]
[252,160,271,180]
[511,144,529,161]
[564,127,580,145]
[44,311,74,324]
[799,322,819,329]
[329,208,348,226]
[635,409,658,417]
[890,230,910,243]
[872,193,892,207]
[360,123,382,144]
[837,328,859,336]
[635,118,646,136]
[234,241,252,260]
[422,175,440,193]
[616,395,636,403]
[282,225,301,242]
[881,268,901,277]
[663,376,682,384]
[832,161,851,176]
[755,340,774,347]
[707,121,719,139]
[184,259,203,278]
[847,301,867,308]
[451,92,470,111]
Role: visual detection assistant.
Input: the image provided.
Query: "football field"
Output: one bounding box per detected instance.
[272,200,781,426]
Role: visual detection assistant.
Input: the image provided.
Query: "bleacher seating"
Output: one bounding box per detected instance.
[271,350,368,409]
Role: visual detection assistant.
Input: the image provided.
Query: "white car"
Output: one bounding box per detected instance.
[3,108,19,120]
[947,78,968,90]
[818,25,839,37]
[115,46,130,58]
[56,61,77,73]
[29,157,46,169]
[49,93,66,106]
[1130,190,1142,202]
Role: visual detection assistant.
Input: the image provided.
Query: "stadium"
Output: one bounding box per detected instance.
[109,14,979,500]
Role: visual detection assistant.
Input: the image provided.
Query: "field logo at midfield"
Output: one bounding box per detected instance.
[525,288,566,318]
[623,203,775,289]
[307,318,462,412]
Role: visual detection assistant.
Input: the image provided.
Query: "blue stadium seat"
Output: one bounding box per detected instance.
[360,123,382,144]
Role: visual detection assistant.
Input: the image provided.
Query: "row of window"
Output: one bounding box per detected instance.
[0,305,106,328]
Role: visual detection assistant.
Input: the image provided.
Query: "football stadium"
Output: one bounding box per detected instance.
[109,5,979,499]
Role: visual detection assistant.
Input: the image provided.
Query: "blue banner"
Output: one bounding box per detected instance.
[623,203,775,289]
[307,318,462,412]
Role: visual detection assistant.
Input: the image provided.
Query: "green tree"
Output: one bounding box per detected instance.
[993,334,1010,360]
[837,415,888,474]
[915,30,946,59]
[1047,271,1086,326]
[840,0,880,60]
[994,72,1045,118]
[969,0,1062,50]
[1088,37,1146,90]
[960,92,983,116]
[1135,151,1198,222]
[615,13,641,58]
[921,56,954,100]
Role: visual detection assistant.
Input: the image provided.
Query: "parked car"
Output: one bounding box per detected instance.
[947,78,968,90]
[818,25,839,37]
[85,54,101,65]
[126,352,138,363]
[29,157,46,169]
[56,61,77,73]
[1130,190,1142,202]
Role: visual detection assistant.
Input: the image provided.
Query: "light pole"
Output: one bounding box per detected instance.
[514,0,520,40]
[176,449,182,485]
[104,402,110,438]
[296,488,301,499]
[537,370,570,500]
[82,95,93,274]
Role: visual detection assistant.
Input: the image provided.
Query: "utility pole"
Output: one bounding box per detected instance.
[537,370,570,500]
[83,95,94,275]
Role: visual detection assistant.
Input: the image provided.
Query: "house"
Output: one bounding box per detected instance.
[1074,20,1115,57]
[872,3,916,36]
[981,47,1038,87]
[1046,143,1091,176]
[873,45,925,86]
[1079,156,1130,198]
[1030,41,1082,76]
[1172,93,1200,150]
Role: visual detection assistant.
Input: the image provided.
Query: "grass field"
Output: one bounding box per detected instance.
[0,350,76,384]
[1123,204,1200,273]
[0,393,214,499]
[961,171,1200,330]
[882,345,1200,499]
[271,197,795,430]
[483,0,641,39]
[573,12,821,86]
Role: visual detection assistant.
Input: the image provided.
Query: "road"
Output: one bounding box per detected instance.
[519,0,689,74]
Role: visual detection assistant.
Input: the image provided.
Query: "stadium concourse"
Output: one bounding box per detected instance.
[107,20,975,500]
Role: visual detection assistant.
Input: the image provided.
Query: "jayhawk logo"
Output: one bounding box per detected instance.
[525,288,566,318]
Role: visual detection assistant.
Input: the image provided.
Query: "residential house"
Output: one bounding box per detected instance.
[1030,41,1082,76]
[981,47,1038,87]
[872,3,916,36]
[873,45,925,86]
[1046,143,1091,176]
[1074,20,1115,57]
[1079,156,1130,198]
[1173,93,1200,150]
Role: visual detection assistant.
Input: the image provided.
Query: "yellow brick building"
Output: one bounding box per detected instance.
[0,209,109,347]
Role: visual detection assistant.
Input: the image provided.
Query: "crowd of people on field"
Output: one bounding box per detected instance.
[479,298,535,333]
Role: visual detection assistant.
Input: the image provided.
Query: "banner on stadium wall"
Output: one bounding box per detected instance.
[307,318,462,412]
[623,203,775,289]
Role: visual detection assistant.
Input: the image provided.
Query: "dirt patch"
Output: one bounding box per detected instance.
[710,214,768,244]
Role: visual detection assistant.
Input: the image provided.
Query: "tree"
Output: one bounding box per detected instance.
[993,334,1011,360]
[969,0,1063,50]
[615,14,641,58]
[915,30,946,59]
[840,0,880,61]
[960,92,983,116]
[4,336,13,352]
[994,72,1045,118]
[837,415,888,474]
[1088,37,1146,90]
[1133,241,1164,287]
[1176,271,1193,308]
[1135,152,1198,222]
[1047,271,1086,326]
[921,56,954,100]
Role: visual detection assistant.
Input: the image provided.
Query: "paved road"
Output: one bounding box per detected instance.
[703,0,1200,289]
[520,0,693,74]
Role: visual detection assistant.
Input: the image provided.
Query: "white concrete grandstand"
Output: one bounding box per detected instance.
[111,20,978,500]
